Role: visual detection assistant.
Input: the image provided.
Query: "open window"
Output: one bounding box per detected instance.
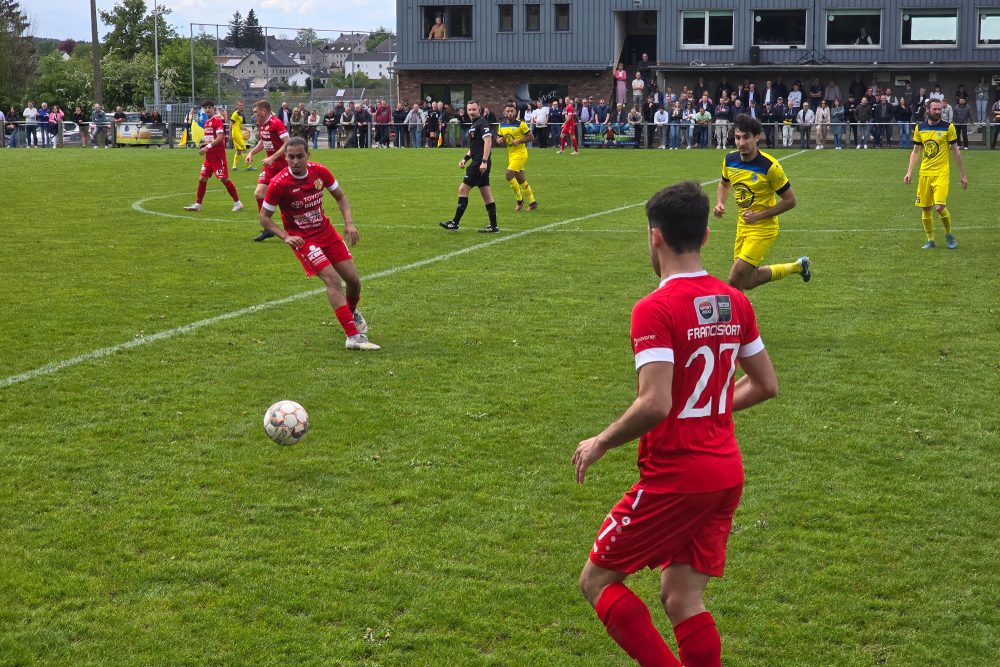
[826,10,881,47]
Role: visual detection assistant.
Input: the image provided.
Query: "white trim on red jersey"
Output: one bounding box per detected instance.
[635,348,675,370]
[738,336,765,357]
[659,270,709,288]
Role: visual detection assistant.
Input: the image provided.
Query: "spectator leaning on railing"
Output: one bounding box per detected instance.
[91,103,110,148]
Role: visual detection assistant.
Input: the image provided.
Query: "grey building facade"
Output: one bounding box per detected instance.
[396,1,1000,112]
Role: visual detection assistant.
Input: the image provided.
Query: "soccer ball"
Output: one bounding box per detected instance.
[263,400,310,445]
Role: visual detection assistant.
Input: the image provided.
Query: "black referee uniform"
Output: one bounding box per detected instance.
[440,113,499,232]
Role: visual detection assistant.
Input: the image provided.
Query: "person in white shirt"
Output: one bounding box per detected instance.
[653,106,669,148]
[814,100,831,149]
[22,101,38,147]
[532,101,549,149]
[796,102,815,149]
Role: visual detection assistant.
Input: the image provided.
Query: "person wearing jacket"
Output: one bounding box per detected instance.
[830,99,846,149]
[814,100,831,149]
[796,102,815,149]
[952,97,972,150]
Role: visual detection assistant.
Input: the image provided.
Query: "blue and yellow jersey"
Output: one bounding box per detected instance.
[912,121,957,178]
[498,120,531,158]
[721,150,790,228]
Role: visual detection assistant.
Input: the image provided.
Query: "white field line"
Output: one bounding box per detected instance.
[5,151,809,389]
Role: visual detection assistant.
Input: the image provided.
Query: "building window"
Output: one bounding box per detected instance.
[826,10,881,47]
[526,4,541,32]
[555,4,570,32]
[498,4,514,33]
[978,9,1000,45]
[422,6,473,39]
[753,10,807,47]
[901,10,958,46]
[422,84,472,109]
[681,10,734,48]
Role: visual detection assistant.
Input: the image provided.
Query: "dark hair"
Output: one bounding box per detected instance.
[202,100,215,108]
[286,136,309,152]
[645,181,709,254]
[732,113,763,136]
[467,99,479,107]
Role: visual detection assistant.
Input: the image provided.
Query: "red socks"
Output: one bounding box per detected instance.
[674,611,721,667]
[572,136,579,150]
[195,180,207,204]
[335,305,359,337]
[595,583,680,667]
[224,180,240,202]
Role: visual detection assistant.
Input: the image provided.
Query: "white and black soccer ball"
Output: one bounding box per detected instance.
[263,400,310,445]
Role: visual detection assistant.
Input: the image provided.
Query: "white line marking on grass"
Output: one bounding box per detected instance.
[9,152,809,389]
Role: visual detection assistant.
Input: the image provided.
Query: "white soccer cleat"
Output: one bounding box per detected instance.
[183,203,202,211]
[232,201,244,212]
[345,334,380,351]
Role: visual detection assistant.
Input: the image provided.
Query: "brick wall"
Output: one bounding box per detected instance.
[398,70,615,111]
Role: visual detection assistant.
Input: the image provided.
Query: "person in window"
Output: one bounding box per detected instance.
[855,27,873,45]
[427,15,446,40]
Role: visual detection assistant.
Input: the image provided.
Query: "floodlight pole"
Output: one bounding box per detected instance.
[190,24,196,101]
[216,24,222,102]
[153,0,161,107]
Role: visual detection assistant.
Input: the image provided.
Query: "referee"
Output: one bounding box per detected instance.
[439,100,499,233]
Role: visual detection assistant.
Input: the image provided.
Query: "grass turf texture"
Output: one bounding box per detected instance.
[1,146,998,666]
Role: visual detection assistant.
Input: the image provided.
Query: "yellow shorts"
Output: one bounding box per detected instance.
[507,154,527,173]
[733,224,779,267]
[915,174,948,208]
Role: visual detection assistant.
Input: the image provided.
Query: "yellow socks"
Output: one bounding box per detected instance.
[921,210,934,240]
[507,178,522,201]
[938,208,952,234]
[768,261,802,282]
[521,182,536,204]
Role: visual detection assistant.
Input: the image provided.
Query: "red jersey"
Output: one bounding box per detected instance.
[563,103,576,128]
[262,163,343,245]
[202,114,226,160]
[258,114,290,162]
[629,271,764,493]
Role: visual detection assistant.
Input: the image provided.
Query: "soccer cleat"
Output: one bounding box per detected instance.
[439,220,460,231]
[515,200,524,212]
[183,203,202,211]
[353,309,369,335]
[798,256,812,283]
[571,150,580,155]
[246,166,257,171]
[345,334,380,351]
[254,230,276,242]
[922,240,936,250]
[528,201,539,211]
[945,234,957,249]
[478,225,500,234]
[232,201,244,212]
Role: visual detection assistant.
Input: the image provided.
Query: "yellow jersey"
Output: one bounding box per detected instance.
[230,110,246,150]
[721,150,790,229]
[498,120,530,158]
[912,121,957,178]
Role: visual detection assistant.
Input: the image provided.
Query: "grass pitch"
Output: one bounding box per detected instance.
[1,145,998,666]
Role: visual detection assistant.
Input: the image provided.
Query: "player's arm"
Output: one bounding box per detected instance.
[259,198,303,249]
[329,185,359,246]
[480,134,493,170]
[572,361,673,484]
[904,144,922,183]
[742,185,796,225]
[263,135,290,167]
[951,142,968,190]
[732,349,778,412]
[714,179,731,218]
[519,129,535,144]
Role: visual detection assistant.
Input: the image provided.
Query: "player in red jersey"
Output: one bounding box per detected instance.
[259,137,380,351]
[558,96,579,154]
[246,99,292,241]
[573,181,778,667]
[183,100,243,212]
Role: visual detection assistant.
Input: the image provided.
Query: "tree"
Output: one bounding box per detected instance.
[0,0,36,103]
[296,28,320,48]
[225,11,243,47]
[366,27,392,51]
[58,38,78,55]
[243,10,264,50]
[31,50,93,110]
[99,0,176,61]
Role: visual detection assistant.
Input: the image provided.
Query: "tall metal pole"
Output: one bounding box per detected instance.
[190,24,196,102]
[90,0,102,104]
[264,27,269,94]
[216,24,222,102]
[153,0,161,107]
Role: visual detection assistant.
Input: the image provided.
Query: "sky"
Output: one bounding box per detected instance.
[28,0,395,41]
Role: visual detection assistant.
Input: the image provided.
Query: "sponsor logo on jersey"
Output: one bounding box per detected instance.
[698,299,714,320]
[694,295,733,325]
[314,178,323,190]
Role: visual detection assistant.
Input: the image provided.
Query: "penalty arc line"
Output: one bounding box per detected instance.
[5,151,808,389]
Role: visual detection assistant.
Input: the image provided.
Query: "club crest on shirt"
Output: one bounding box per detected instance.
[694,295,733,325]
[313,178,323,190]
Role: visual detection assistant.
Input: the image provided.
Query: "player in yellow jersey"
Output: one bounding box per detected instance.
[714,114,811,290]
[904,99,968,249]
[495,103,538,212]
[230,100,249,171]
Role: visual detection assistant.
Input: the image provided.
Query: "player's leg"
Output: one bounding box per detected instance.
[219,176,242,208]
[579,560,681,667]
[315,264,378,351]
[661,564,718,667]
[505,167,523,209]
[331,258,368,335]
[516,169,537,209]
[478,184,499,233]
[931,180,956,249]
[185,169,210,210]
[440,181,472,230]
[252,182,275,241]
[916,177,936,248]
[729,232,808,290]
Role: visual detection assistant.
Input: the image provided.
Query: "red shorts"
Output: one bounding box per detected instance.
[589,484,742,577]
[293,238,352,276]
[200,156,228,181]
[561,122,576,134]
[258,161,287,186]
